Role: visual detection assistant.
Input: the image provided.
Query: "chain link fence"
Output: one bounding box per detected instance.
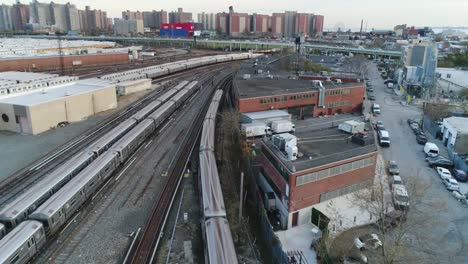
[243,157,289,264]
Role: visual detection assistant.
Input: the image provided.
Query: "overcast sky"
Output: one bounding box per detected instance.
[5,0,467,29]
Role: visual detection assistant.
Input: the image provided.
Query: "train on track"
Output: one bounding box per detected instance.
[0,79,205,264]
[0,52,254,264]
[99,53,251,83]
[199,89,238,263]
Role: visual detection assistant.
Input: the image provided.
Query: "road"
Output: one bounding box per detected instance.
[367,62,468,263]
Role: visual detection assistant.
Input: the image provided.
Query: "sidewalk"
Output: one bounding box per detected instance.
[276,223,318,264]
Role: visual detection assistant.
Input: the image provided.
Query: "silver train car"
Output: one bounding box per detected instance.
[0,70,213,263]
[170,81,198,108]
[147,101,176,127]
[199,89,238,263]
[0,151,95,229]
[88,119,137,155]
[0,223,5,239]
[110,120,155,163]
[205,218,238,264]
[129,80,189,122]
[0,220,46,264]
[29,152,119,235]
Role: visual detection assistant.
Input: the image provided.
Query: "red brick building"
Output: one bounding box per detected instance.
[0,53,129,72]
[235,78,365,118]
[251,14,269,34]
[314,15,324,35]
[229,12,250,37]
[295,13,310,35]
[256,124,377,229]
[270,13,284,36]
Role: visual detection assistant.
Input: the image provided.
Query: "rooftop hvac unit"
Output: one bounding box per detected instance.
[272,133,298,161]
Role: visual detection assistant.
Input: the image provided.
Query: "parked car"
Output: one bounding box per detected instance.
[366,87,374,92]
[413,127,422,135]
[416,134,428,145]
[374,121,385,131]
[451,169,468,182]
[428,158,454,169]
[410,122,420,131]
[407,118,415,126]
[443,178,460,192]
[387,160,400,175]
[437,167,452,180]
[368,94,376,100]
[354,234,383,250]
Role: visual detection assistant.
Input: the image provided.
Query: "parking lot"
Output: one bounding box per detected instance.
[367,61,468,263]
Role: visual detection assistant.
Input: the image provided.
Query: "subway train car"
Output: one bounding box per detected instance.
[0,220,46,264]
[29,152,120,235]
[204,218,238,264]
[110,120,155,163]
[88,119,137,155]
[0,223,5,239]
[0,151,95,229]
[147,101,176,128]
[170,81,198,108]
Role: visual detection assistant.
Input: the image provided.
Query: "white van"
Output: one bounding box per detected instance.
[424,142,439,157]
[393,184,409,210]
[378,130,390,146]
[372,103,381,115]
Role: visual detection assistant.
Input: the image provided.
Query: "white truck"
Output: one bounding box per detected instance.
[338,120,365,134]
[271,120,295,134]
[241,123,271,137]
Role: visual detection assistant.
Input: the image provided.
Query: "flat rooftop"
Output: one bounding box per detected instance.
[235,78,361,99]
[0,72,58,82]
[437,68,468,88]
[0,80,114,106]
[262,116,377,172]
[445,116,468,133]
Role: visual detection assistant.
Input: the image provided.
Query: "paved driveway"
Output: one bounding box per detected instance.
[367,62,468,263]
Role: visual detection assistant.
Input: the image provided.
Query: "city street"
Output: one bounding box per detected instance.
[367,61,468,263]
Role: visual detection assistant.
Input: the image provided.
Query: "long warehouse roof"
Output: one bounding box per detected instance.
[0,80,113,106]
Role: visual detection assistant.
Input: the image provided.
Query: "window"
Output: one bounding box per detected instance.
[8,254,19,264]
[296,157,374,186]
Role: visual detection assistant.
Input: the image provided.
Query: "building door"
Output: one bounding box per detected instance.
[292,212,299,227]
[19,116,30,134]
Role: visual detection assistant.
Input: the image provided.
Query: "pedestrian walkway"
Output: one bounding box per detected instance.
[276,223,318,264]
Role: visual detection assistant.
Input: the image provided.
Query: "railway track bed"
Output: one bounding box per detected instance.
[30,69,231,264]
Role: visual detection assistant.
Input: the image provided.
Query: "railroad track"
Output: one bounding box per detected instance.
[126,72,234,264]
[0,63,231,206]
[29,69,225,264]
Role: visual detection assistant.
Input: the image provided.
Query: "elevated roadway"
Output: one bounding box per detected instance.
[22,35,403,58]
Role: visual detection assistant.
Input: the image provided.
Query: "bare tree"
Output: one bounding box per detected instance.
[350,168,446,264]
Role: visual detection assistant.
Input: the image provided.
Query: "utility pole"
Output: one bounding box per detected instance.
[56,30,65,75]
[238,172,244,223]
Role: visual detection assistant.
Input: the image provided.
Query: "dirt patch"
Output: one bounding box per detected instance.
[217,110,261,263]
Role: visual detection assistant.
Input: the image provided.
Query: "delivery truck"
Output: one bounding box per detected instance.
[270,120,295,134]
[241,123,271,137]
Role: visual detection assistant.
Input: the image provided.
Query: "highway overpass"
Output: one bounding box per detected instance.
[23,35,403,58]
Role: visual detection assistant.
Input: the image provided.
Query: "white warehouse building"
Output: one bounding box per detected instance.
[442,116,468,154]
[0,80,117,134]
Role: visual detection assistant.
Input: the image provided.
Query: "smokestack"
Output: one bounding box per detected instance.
[360,19,363,36]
